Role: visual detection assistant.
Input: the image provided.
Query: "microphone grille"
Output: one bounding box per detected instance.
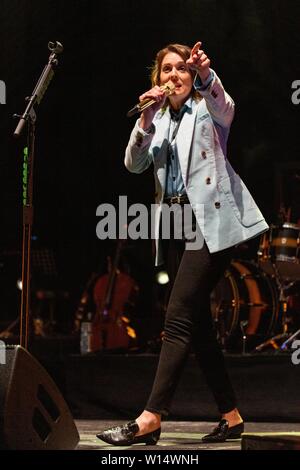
[163,81,175,95]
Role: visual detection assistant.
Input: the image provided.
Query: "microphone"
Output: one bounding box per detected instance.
[127,81,175,117]
[48,41,64,54]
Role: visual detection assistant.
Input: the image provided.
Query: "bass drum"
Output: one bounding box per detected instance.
[210,260,280,352]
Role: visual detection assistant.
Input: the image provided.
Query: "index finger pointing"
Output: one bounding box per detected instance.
[191,41,202,56]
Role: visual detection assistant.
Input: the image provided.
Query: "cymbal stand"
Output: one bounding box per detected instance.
[240,320,248,355]
[255,262,290,352]
[276,276,300,350]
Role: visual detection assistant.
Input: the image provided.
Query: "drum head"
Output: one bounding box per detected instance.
[211,260,279,352]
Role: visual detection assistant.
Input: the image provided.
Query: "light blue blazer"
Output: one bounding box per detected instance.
[125,70,269,265]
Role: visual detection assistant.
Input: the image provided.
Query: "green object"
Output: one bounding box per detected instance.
[22,147,28,205]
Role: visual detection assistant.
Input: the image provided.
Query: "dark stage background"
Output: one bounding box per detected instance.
[0,0,299,343]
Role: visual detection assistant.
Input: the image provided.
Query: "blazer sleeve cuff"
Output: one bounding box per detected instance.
[193,70,214,91]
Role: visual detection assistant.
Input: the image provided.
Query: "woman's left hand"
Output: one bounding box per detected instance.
[186,41,211,82]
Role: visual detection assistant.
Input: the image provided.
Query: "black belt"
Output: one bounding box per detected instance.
[163,194,190,205]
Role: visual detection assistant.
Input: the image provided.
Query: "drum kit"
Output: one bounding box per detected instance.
[211,222,300,353]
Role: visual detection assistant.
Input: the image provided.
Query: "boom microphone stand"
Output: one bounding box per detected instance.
[13,41,63,349]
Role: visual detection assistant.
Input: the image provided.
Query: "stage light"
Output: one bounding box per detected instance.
[156,271,169,285]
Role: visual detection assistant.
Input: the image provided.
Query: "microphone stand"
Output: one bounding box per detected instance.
[13,41,63,349]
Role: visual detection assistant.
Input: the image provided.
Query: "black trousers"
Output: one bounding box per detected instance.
[145,226,237,416]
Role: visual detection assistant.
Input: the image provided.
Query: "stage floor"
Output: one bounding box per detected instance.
[76,420,300,450]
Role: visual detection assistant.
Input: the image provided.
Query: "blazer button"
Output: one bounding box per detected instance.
[215,202,221,209]
[201,151,207,159]
[206,177,211,184]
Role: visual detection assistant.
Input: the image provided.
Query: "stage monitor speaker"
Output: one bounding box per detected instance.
[242,433,300,450]
[0,345,79,449]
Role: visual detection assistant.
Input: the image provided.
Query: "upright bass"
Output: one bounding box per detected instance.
[91,240,138,351]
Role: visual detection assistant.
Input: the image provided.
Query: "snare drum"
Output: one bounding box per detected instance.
[258,223,300,280]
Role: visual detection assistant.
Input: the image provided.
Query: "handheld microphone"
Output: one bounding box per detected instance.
[127,81,175,117]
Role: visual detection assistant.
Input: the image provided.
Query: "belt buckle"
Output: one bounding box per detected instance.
[170,195,181,204]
